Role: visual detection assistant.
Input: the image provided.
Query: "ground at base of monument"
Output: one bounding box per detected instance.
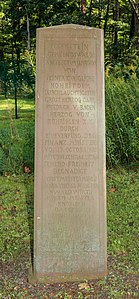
[1,254,139,299]
[29,268,107,284]
[1,168,139,298]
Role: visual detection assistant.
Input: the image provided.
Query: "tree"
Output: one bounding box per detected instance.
[128,0,139,52]
[0,0,139,104]
[80,0,86,24]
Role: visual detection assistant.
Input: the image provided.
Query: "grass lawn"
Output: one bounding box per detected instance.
[0,96,139,298]
[0,168,139,298]
[0,96,35,175]
[0,95,35,122]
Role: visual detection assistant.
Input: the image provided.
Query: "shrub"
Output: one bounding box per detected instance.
[0,121,34,175]
[0,71,139,174]
[105,75,139,167]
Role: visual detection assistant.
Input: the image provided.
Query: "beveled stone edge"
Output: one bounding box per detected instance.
[37,24,103,31]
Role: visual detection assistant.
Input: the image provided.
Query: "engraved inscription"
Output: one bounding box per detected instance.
[35,25,106,281]
[42,36,99,255]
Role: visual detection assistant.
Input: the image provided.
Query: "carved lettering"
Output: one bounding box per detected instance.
[35,25,106,280]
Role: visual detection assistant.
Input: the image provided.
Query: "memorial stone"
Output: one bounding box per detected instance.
[34,24,107,283]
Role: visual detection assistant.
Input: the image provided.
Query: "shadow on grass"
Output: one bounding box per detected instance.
[0,95,35,121]
[24,174,34,270]
[0,110,35,121]
[0,95,34,102]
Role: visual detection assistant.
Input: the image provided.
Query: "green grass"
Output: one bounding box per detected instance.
[0,174,33,262]
[0,96,35,175]
[107,168,139,269]
[0,168,139,298]
[0,95,35,121]
[105,76,139,166]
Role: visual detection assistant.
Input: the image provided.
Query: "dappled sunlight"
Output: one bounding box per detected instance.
[0,96,35,120]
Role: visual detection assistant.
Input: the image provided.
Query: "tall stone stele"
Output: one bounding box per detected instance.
[34,24,107,283]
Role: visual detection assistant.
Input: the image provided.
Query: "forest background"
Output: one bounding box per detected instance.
[0,0,139,171]
[0,2,139,298]
[1,0,139,99]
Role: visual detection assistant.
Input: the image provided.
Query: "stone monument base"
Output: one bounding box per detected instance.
[29,269,107,284]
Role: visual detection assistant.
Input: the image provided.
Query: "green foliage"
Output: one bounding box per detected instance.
[0,59,35,99]
[0,0,139,102]
[0,121,34,175]
[0,68,139,174]
[0,96,35,174]
[105,72,139,167]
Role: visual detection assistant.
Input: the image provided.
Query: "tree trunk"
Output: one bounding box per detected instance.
[98,0,102,27]
[104,0,110,38]
[17,19,21,79]
[4,82,7,99]
[134,10,139,52]
[14,83,18,120]
[12,39,18,119]
[27,13,30,52]
[129,0,139,53]
[113,0,119,59]
[88,0,93,26]
[80,0,86,25]
[27,13,31,72]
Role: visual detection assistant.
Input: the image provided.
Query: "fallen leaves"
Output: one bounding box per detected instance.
[78,282,90,291]
[24,166,31,173]
[109,187,116,192]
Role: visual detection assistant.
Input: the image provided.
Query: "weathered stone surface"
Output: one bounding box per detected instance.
[34,24,107,283]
